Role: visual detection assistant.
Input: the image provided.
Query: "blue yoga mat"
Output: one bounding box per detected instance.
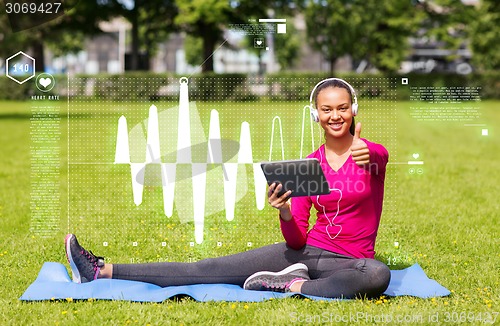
[20,262,450,302]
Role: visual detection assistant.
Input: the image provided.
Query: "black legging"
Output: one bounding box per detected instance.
[112,243,390,299]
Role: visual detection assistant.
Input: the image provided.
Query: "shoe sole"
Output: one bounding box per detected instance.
[243,263,308,289]
[65,234,82,283]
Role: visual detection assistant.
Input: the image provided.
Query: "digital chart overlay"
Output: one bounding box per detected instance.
[113,78,271,243]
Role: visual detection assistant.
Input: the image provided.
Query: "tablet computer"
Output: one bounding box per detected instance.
[260,158,330,197]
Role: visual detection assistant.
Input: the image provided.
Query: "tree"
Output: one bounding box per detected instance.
[362,0,423,73]
[363,0,477,73]
[469,0,500,70]
[174,0,302,73]
[184,34,204,67]
[305,0,422,74]
[415,0,476,63]
[240,21,264,74]
[174,0,234,73]
[0,12,31,61]
[274,20,301,70]
[114,0,178,71]
[305,0,367,74]
[0,1,116,72]
[244,18,301,72]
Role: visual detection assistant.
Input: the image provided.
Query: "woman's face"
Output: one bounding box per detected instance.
[316,87,353,138]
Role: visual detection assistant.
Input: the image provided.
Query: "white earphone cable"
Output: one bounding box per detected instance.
[317,146,343,240]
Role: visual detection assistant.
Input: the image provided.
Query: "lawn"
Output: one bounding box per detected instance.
[0,98,498,325]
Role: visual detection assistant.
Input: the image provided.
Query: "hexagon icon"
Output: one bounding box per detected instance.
[5,51,36,84]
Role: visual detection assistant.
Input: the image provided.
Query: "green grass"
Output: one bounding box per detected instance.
[0,99,499,325]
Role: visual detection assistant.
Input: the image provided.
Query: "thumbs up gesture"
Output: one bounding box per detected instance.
[351,122,370,166]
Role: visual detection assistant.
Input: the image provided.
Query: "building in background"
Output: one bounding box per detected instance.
[45,15,349,75]
[45,8,476,75]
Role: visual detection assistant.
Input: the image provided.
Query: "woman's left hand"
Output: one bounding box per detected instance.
[350,122,370,166]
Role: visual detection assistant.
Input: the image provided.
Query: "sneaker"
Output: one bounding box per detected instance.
[243,263,310,292]
[64,234,105,283]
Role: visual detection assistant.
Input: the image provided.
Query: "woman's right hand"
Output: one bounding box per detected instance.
[268,183,292,210]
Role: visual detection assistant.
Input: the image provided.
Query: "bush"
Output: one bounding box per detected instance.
[0,76,37,100]
[1,71,498,101]
[62,72,247,102]
[187,73,248,101]
[0,74,66,100]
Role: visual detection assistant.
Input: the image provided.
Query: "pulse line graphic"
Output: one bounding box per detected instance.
[114,77,267,244]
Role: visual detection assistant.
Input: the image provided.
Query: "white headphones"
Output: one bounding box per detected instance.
[317,145,343,240]
[307,78,359,122]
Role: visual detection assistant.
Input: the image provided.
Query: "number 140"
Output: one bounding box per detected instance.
[12,63,30,72]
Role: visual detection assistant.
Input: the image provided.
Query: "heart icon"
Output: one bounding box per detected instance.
[412,153,419,159]
[326,224,342,240]
[256,40,262,45]
[39,78,52,88]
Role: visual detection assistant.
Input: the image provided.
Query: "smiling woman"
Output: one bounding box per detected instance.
[313,78,357,137]
[64,78,391,300]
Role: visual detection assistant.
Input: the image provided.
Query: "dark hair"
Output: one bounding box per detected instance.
[313,79,355,136]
